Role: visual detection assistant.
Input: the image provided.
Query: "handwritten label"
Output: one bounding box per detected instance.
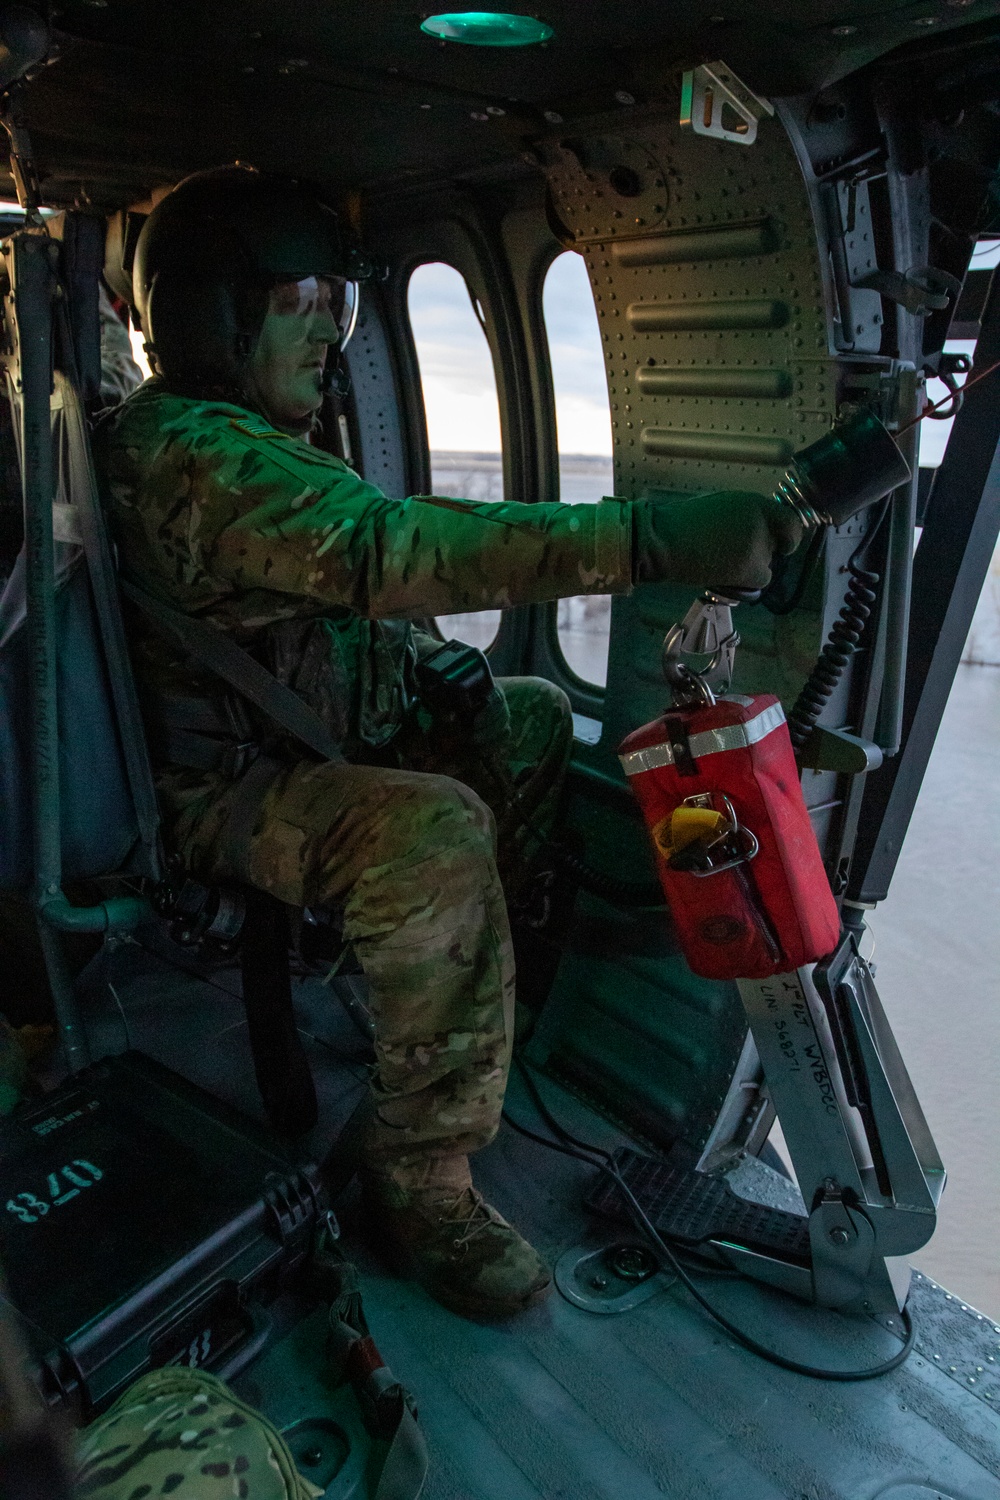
[753,977,840,1116]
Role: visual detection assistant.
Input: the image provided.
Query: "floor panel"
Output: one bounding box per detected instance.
[77,941,1000,1499]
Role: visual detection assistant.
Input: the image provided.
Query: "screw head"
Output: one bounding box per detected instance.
[609,1244,657,1282]
[828,1226,849,1245]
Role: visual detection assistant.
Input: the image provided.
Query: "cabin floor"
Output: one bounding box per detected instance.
[71,937,1000,1500]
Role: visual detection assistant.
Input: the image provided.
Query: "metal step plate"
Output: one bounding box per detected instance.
[585,1147,810,1263]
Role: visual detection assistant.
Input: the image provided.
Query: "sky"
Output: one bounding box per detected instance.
[541,250,615,456]
[407,251,613,455]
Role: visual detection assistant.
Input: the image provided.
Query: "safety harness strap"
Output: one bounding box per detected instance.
[59,372,164,876]
[307,1227,429,1500]
[120,580,345,765]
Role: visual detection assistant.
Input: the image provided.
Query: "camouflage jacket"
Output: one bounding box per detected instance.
[95,380,633,763]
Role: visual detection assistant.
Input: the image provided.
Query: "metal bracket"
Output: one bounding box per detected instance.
[695,1031,774,1171]
[0,82,46,226]
[680,62,775,147]
[796,726,883,774]
[555,1240,674,1315]
[852,265,962,318]
[809,1184,879,1308]
[734,936,944,1316]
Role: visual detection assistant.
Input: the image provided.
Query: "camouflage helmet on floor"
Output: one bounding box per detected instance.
[132,164,361,394]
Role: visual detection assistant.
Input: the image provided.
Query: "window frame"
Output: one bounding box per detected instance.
[387,198,617,724]
[529,242,614,719]
[402,253,512,652]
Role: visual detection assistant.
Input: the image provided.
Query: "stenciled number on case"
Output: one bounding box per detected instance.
[5,1159,102,1223]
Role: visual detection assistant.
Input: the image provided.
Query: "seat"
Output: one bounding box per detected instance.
[0,210,319,1137]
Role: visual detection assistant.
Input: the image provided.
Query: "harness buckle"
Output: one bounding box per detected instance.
[221,740,259,778]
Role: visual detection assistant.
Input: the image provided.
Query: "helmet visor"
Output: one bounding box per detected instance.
[272,274,359,349]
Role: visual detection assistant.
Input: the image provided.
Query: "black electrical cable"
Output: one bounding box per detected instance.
[505,1056,915,1382]
[786,499,891,752]
[759,523,827,617]
[786,563,880,750]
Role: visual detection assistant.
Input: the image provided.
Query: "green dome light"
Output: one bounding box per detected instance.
[420,12,554,47]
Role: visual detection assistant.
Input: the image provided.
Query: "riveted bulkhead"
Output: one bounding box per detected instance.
[541,95,868,855]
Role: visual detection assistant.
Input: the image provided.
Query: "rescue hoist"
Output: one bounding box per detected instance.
[620,411,945,1321]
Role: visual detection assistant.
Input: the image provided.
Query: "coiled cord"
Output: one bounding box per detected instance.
[786,559,880,751]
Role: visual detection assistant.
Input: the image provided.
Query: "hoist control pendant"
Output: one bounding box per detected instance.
[619,695,841,980]
[775,407,911,531]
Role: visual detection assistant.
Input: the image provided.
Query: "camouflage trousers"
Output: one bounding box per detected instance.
[73,1367,322,1499]
[164,677,572,1171]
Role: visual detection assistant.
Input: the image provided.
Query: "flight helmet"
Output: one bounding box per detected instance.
[131,164,361,395]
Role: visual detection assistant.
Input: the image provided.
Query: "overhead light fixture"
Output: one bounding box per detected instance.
[419,12,554,47]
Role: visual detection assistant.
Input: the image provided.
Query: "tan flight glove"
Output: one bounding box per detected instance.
[631,489,804,591]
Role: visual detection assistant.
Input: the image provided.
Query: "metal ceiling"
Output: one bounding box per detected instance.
[14,0,1000,207]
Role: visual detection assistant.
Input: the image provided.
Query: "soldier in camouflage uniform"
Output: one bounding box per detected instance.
[95,167,800,1319]
[73,1368,323,1500]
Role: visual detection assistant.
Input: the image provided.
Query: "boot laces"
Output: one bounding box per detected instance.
[435,1187,498,1249]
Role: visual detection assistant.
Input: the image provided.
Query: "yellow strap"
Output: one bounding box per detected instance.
[650,805,727,860]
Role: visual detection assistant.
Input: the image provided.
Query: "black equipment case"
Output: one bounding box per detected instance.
[0,1051,326,1420]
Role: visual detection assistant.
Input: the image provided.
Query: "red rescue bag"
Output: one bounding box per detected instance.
[619,694,841,980]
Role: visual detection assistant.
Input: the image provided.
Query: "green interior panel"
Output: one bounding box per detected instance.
[531,751,747,1152]
[529,891,746,1153]
[530,99,858,1146]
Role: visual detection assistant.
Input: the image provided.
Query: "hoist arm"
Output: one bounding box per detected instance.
[734,922,944,1315]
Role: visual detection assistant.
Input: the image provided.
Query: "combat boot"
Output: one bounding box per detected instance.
[360,1154,552,1319]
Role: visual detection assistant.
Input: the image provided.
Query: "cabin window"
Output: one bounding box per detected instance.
[542,250,614,688]
[407,260,503,651]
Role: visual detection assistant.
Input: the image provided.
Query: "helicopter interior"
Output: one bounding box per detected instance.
[1,3,1000,1497]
